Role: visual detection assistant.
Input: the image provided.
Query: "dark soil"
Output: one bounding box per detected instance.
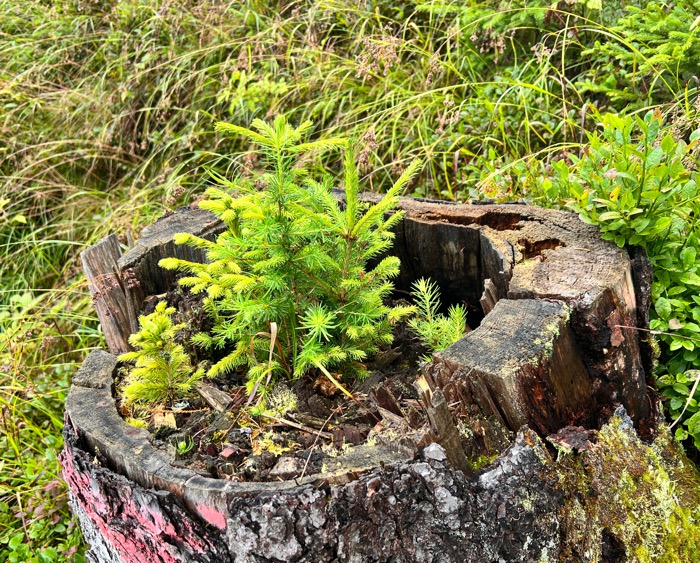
[116,286,431,482]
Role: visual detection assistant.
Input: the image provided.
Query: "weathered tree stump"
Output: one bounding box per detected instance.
[63,199,700,562]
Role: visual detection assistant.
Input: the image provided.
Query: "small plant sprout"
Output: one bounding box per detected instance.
[175,436,194,457]
[408,277,468,356]
[119,301,206,408]
[159,116,421,391]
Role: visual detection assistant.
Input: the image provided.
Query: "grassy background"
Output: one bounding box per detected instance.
[2,0,700,559]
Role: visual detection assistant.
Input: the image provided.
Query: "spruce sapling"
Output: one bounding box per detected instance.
[408,277,468,357]
[119,301,206,407]
[160,116,421,393]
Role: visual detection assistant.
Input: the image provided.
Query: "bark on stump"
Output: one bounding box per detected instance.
[63,199,700,562]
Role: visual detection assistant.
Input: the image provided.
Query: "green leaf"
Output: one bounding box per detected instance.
[687,411,700,434]
[646,147,664,167]
[660,134,676,154]
[598,211,622,221]
[671,396,685,410]
[653,217,672,232]
[668,286,686,296]
[680,272,700,286]
[682,180,698,198]
[640,190,660,201]
[681,247,697,269]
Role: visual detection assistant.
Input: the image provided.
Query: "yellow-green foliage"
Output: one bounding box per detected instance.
[119,302,205,407]
[125,417,148,429]
[556,416,700,562]
[408,277,467,355]
[159,117,420,387]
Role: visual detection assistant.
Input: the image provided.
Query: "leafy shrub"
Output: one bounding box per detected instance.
[530,109,700,446]
[547,110,699,250]
[408,277,467,356]
[160,117,420,390]
[119,301,206,407]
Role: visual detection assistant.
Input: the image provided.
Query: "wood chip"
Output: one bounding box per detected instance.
[195,382,233,412]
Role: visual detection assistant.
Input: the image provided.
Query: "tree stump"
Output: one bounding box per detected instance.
[63,199,700,562]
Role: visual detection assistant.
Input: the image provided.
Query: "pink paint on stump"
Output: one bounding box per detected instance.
[60,439,216,562]
[195,504,227,530]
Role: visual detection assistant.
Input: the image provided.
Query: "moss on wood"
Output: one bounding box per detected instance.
[554,412,700,562]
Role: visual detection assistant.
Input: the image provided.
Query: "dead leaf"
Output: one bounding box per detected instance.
[152,412,177,429]
[314,373,342,397]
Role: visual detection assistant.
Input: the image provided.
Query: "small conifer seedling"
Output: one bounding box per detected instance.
[119,301,206,407]
[159,116,421,392]
[408,277,468,356]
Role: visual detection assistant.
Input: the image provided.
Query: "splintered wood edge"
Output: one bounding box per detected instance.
[65,350,410,529]
[435,299,594,435]
[117,206,226,273]
[80,234,134,355]
[391,196,626,305]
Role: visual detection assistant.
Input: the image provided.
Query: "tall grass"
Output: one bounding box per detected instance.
[1,0,697,558]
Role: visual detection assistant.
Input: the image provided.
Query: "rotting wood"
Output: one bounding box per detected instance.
[64,356,700,563]
[416,376,473,476]
[81,206,226,354]
[63,383,566,563]
[427,299,594,453]
[195,382,233,412]
[81,234,133,355]
[117,207,226,298]
[379,196,653,448]
[479,278,498,315]
[371,385,403,418]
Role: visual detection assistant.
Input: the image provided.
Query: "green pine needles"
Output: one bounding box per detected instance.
[408,278,468,356]
[119,302,206,407]
[160,116,421,390]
